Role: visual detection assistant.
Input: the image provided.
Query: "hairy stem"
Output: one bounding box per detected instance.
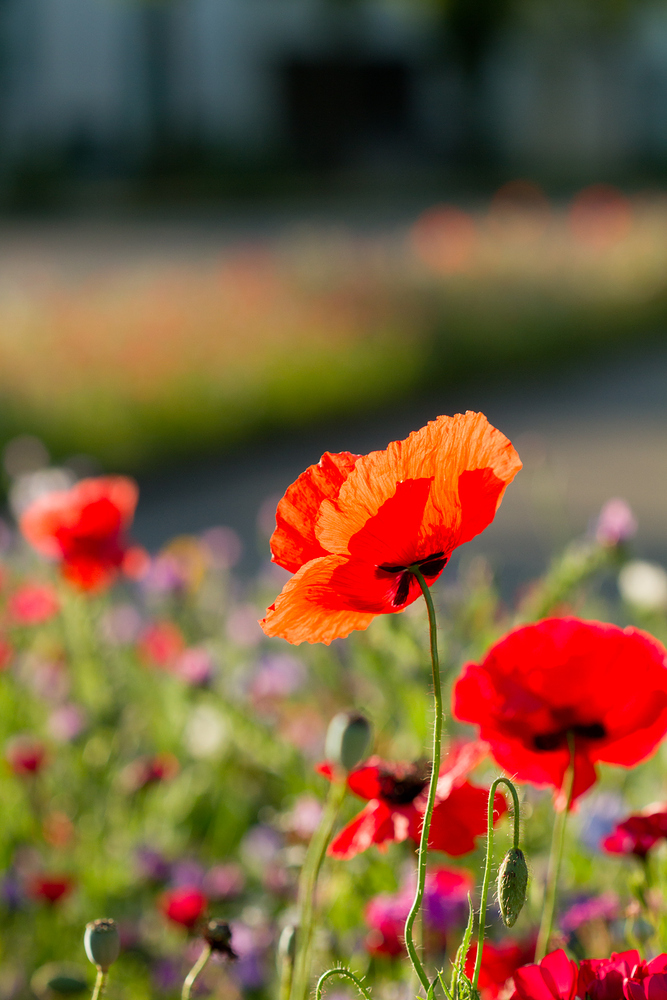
[315,967,372,1000]
[535,733,575,961]
[290,778,347,1000]
[473,778,521,990]
[182,943,211,1000]
[90,970,108,1000]
[403,567,443,996]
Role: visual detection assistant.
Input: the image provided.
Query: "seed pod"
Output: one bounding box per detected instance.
[325,711,371,772]
[203,919,237,959]
[497,847,528,927]
[83,919,120,971]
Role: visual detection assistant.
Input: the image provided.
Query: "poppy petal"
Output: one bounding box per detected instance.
[327,800,396,859]
[315,412,521,557]
[347,760,384,800]
[259,554,375,644]
[270,452,359,572]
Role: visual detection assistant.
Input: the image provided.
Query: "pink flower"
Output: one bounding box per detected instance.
[8,583,59,625]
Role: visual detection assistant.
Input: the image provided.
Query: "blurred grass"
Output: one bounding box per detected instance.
[1,185,665,469]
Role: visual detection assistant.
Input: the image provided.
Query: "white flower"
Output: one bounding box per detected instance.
[183,705,229,758]
[618,560,667,611]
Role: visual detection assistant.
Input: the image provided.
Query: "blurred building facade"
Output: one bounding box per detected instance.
[1,0,667,186]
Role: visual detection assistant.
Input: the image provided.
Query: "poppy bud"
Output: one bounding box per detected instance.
[84,919,120,971]
[325,711,371,772]
[203,919,237,959]
[497,847,528,927]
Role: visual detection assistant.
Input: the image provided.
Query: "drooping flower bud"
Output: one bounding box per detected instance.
[203,919,237,959]
[84,919,120,971]
[497,847,528,927]
[325,711,371,772]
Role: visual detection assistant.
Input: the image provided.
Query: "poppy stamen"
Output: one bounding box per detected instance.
[533,722,607,752]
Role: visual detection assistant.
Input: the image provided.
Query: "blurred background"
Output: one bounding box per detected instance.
[1,0,667,588]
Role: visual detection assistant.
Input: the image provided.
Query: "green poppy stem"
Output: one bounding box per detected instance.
[404,567,443,996]
[473,777,521,990]
[315,967,373,1000]
[182,943,212,1000]
[90,970,108,1000]
[535,732,576,961]
[290,776,347,1000]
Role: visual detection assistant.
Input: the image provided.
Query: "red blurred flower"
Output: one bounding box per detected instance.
[120,752,180,793]
[320,742,506,859]
[27,874,73,905]
[20,476,138,590]
[602,804,667,859]
[260,412,521,644]
[6,735,46,776]
[453,618,667,808]
[8,583,59,625]
[579,951,667,1000]
[465,939,536,1000]
[138,621,185,669]
[512,949,578,1000]
[160,886,207,928]
[0,636,13,670]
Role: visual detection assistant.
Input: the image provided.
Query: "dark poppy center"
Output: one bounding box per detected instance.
[378,762,431,805]
[378,551,449,608]
[533,722,607,752]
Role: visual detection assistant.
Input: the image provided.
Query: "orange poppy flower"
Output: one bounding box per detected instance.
[260,412,521,644]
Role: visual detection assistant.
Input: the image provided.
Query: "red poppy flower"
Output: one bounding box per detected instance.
[465,939,536,1000]
[20,476,138,590]
[579,951,667,1000]
[453,618,667,808]
[27,874,74,905]
[120,752,180,793]
[6,735,47,776]
[260,412,521,644]
[138,621,185,669]
[512,950,579,1000]
[160,886,207,928]
[603,804,667,859]
[319,742,507,859]
[8,583,59,625]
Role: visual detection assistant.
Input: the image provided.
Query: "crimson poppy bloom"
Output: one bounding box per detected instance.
[160,886,207,928]
[138,621,186,669]
[20,476,139,590]
[6,735,46,776]
[8,582,59,625]
[512,950,578,1000]
[603,804,667,859]
[319,742,506,859]
[120,752,180,793]
[465,939,536,1000]
[27,874,74,905]
[579,951,667,1000]
[260,412,521,644]
[453,618,667,808]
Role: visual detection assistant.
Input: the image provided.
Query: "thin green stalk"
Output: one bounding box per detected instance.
[290,777,347,1000]
[404,567,443,996]
[90,970,108,1000]
[315,967,372,1000]
[473,778,521,990]
[182,943,212,1000]
[535,733,576,961]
